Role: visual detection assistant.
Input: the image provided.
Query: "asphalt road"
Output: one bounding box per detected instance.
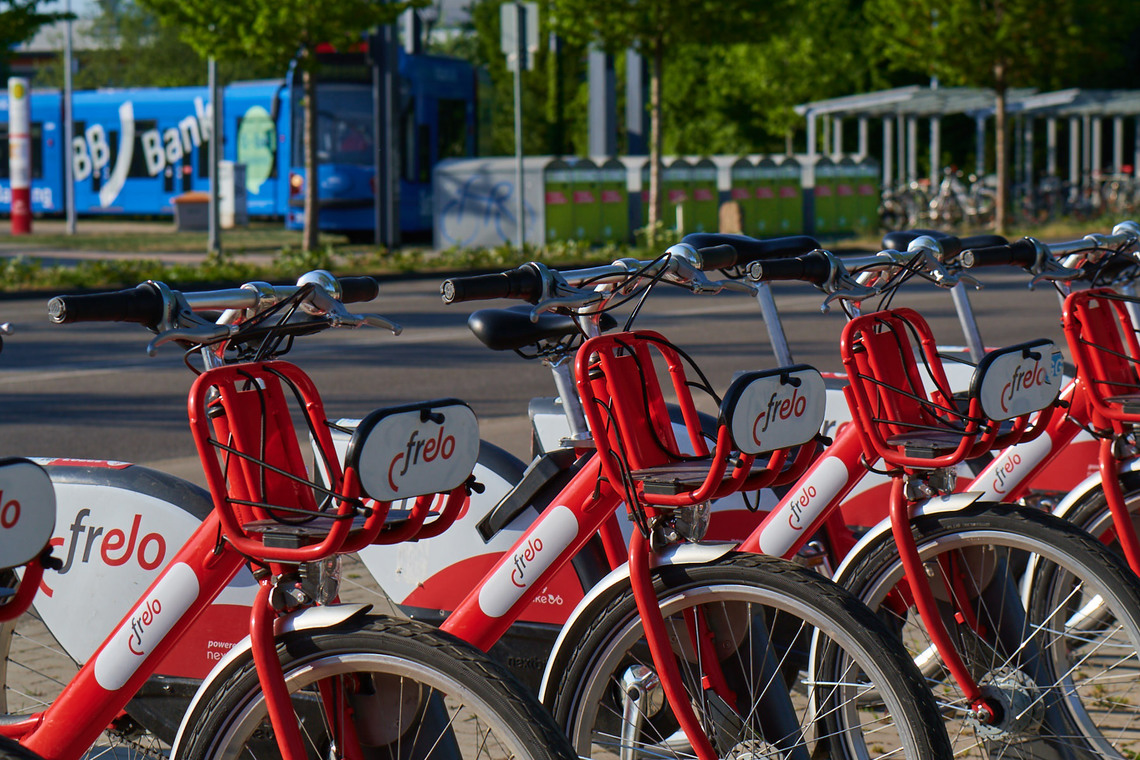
[0,270,1067,486]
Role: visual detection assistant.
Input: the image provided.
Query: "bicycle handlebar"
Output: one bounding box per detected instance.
[680,233,821,266]
[960,239,1040,269]
[439,244,749,306]
[440,263,544,305]
[48,273,381,328]
[47,283,166,327]
[747,252,833,286]
[881,230,1009,260]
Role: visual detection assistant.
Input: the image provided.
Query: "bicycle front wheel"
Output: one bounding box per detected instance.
[178,615,579,760]
[840,504,1140,759]
[546,552,952,760]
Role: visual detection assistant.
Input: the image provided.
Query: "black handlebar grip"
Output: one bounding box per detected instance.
[695,244,738,270]
[958,234,1008,250]
[440,264,544,305]
[960,239,1038,269]
[748,252,832,286]
[47,283,165,327]
[681,233,820,266]
[338,276,380,304]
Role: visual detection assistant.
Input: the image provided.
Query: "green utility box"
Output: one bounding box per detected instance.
[544,159,573,243]
[599,159,629,243]
[777,157,803,234]
[729,158,757,235]
[689,159,719,233]
[571,159,601,243]
[855,158,881,232]
[814,157,837,236]
[756,157,781,235]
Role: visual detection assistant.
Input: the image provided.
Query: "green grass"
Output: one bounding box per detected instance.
[0,213,1128,293]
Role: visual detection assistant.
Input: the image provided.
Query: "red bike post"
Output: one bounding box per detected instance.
[7,78,32,235]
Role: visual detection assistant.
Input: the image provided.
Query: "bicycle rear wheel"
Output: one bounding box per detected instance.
[177,614,578,760]
[546,552,952,760]
[839,504,1140,759]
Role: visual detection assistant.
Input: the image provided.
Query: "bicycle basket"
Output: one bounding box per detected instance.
[841,308,1060,469]
[1063,288,1140,429]
[575,330,821,517]
[188,361,382,563]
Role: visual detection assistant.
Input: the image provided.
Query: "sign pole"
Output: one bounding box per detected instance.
[64,0,76,234]
[207,58,221,254]
[513,30,525,253]
[502,2,537,253]
[7,78,31,235]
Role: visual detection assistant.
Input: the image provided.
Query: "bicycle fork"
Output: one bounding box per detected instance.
[251,581,369,760]
[627,531,809,760]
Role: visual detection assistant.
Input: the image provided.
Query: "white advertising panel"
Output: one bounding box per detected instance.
[0,459,54,569]
[723,366,826,455]
[348,400,480,502]
[974,341,1064,421]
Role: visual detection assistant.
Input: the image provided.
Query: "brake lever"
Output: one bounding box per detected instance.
[1028,258,1083,290]
[330,312,403,335]
[821,283,880,313]
[956,272,983,290]
[147,324,236,356]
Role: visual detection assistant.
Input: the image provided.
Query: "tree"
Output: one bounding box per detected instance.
[35,0,278,89]
[0,0,71,64]
[450,0,588,157]
[550,0,789,244]
[137,0,419,251]
[864,0,1140,232]
[660,0,869,156]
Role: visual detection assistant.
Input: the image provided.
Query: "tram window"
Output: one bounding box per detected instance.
[129,120,156,178]
[400,106,416,182]
[437,99,468,161]
[418,124,431,183]
[198,139,209,178]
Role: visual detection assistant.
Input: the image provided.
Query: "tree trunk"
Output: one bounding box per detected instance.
[302,65,320,253]
[993,61,1007,234]
[647,36,663,248]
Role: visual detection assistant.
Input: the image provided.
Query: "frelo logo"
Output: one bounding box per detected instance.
[40,508,167,596]
[511,537,543,588]
[128,598,162,656]
[752,386,809,445]
[386,426,457,492]
[991,452,1023,494]
[1000,360,1051,413]
[787,484,817,530]
[0,491,21,530]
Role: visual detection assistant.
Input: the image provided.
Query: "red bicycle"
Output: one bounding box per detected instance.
[435,248,955,760]
[18,271,581,760]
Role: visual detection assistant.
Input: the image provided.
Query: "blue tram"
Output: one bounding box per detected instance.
[0,50,480,237]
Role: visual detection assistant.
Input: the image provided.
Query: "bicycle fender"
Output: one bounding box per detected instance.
[535,542,736,704]
[829,493,983,588]
[168,603,372,757]
[1051,458,1140,520]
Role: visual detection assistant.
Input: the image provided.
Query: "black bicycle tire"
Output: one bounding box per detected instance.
[546,551,952,760]
[178,614,579,760]
[839,503,1140,758]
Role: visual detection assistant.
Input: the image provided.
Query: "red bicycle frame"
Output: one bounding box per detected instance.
[440,329,814,760]
[736,307,1056,716]
[5,360,465,760]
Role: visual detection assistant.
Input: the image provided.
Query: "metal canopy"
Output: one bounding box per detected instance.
[796,86,1032,119]
[798,86,1140,121]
